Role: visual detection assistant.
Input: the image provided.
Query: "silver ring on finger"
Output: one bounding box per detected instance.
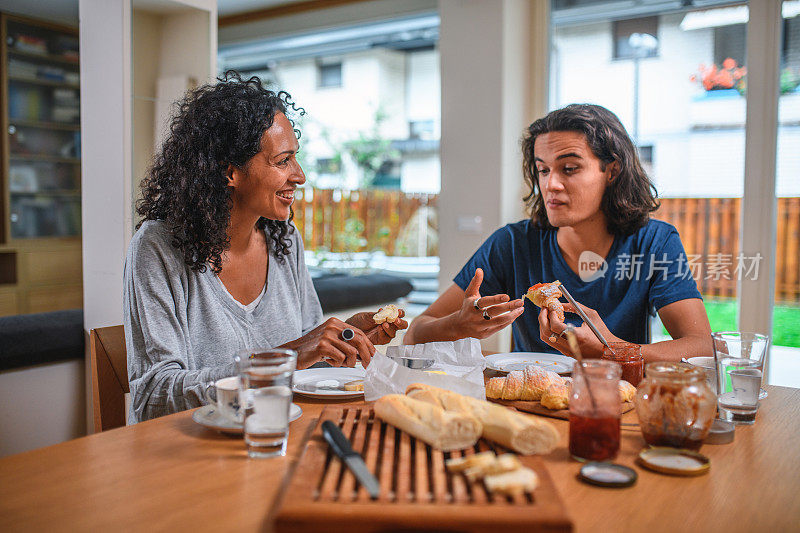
[548,333,558,343]
[341,328,355,342]
[482,310,491,321]
[473,298,482,311]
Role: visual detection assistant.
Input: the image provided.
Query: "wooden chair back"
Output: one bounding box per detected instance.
[89,325,129,432]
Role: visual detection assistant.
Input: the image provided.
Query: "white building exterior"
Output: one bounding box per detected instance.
[552,12,800,198]
[234,45,442,193]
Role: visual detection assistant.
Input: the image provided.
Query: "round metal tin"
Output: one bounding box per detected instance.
[578,462,638,488]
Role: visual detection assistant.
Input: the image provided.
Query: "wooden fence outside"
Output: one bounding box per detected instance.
[292,188,438,257]
[654,197,800,304]
[292,189,800,304]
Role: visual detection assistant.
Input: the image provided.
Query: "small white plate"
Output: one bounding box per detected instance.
[292,366,366,399]
[192,403,302,435]
[485,352,575,375]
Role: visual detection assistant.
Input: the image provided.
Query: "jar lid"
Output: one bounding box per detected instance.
[578,462,638,488]
[637,447,710,476]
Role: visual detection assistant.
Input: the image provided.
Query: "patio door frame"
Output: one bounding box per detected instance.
[740,0,782,375]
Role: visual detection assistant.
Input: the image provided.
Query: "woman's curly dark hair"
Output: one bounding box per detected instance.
[136,70,305,273]
[521,104,659,236]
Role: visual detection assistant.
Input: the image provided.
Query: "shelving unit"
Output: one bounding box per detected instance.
[0,13,82,316]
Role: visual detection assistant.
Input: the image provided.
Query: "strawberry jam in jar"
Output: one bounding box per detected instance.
[601,342,644,387]
[569,360,622,462]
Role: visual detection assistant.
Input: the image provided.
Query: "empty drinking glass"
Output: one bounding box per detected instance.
[236,348,297,458]
[716,357,762,424]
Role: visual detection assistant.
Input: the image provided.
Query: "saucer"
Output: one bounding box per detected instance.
[192,403,302,435]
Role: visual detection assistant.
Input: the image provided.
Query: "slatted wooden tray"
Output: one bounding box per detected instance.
[274,405,573,533]
[492,399,635,420]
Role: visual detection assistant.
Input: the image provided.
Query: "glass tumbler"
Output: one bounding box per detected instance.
[236,348,297,458]
[712,332,769,399]
[716,357,762,425]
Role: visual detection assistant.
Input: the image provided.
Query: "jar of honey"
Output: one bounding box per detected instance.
[601,342,644,387]
[569,360,622,462]
[634,362,717,450]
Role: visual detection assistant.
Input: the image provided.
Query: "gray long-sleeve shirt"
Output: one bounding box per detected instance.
[123,220,322,422]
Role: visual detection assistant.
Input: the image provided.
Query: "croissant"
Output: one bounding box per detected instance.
[525,281,565,322]
[486,366,565,402]
[618,380,636,403]
[487,365,636,410]
[540,382,570,410]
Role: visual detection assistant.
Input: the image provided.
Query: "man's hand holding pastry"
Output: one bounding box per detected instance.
[539,301,621,358]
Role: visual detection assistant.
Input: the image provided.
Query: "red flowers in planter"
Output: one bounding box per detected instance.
[690,58,746,93]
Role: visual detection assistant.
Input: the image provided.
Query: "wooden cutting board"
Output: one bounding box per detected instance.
[492,399,635,420]
[274,405,573,533]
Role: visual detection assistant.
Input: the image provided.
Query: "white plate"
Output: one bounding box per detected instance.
[292,366,366,399]
[192,403,302,435]
[485,352,575,375]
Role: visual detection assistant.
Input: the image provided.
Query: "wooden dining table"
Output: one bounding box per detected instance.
[1,384,798,532]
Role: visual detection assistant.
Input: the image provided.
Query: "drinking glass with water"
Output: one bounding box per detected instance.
[712,332,769,400]
[716,357,762,424]
[235,348,297,458]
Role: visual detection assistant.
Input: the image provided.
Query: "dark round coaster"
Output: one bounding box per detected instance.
[578,462,638,488]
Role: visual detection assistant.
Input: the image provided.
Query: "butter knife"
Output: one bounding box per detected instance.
[321,420,380,499]
[558,285,612,351]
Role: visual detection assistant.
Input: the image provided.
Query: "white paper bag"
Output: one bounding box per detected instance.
[364,338,486,401]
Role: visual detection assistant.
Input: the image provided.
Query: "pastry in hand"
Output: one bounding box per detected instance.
[525,281,565,322]
[373,304,401,324]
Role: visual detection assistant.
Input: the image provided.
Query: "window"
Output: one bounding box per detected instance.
[317,61,342,88]
[409,119,435,140]
[638,145,654,175]
[316,157,340,175]
[613,17,659,60]
[714,23,746,66]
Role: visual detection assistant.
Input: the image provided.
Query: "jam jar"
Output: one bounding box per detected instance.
[634,362,717,450]
[601,342,644,387]
[569,360,622,462]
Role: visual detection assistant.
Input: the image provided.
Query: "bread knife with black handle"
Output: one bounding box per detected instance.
[321,420,380,499]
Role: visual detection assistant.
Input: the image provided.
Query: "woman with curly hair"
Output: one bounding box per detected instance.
[124,73,406,422]
[405,104,711,362]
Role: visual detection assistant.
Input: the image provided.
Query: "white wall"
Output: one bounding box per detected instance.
[439,0,541,351]
[0,360,86,457]
[81,0,216,435]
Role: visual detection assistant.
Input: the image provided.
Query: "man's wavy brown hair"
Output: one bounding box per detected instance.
[521,104,659,235]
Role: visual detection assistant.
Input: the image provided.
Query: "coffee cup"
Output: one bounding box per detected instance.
[687,356,717,393]
[204,376,242,423]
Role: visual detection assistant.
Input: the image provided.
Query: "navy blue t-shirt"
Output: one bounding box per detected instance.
[453,219,702,353]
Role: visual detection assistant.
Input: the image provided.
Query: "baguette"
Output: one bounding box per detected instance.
[406,383,559,455]
[374,394,481,451]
